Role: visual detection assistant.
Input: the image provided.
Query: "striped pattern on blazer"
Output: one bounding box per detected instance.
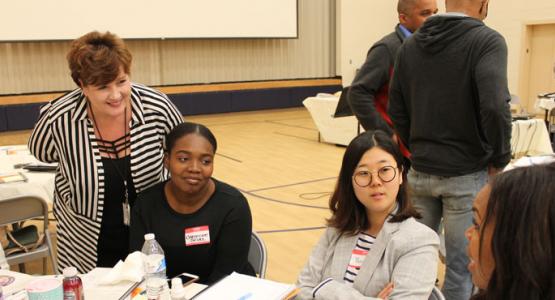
[28,83,183,273]
[296,217,439,300]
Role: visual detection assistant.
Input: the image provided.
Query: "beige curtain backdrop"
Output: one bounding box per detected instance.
[0,0,336,95]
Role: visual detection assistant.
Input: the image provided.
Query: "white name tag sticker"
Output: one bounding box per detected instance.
[348,249,368,269]
[185,225,211,246]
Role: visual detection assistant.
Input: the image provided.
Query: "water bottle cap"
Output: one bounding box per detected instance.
[63,267,78,277]
[171,277,187,297]
[144,233,155,240]
[171,277,183,291]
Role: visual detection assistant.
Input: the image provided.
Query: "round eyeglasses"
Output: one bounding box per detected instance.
[353,166,398,187]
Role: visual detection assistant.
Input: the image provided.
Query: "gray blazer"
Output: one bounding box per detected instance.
[296,217,439,300]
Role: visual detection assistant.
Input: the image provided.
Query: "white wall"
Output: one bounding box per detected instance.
[337,0,398,86]
[338,0,555,97]
[485,0,555,102]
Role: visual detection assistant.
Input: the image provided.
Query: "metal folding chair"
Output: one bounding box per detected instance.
[0,195,58,274]
[248,231,267,278]
[429,286,446,300]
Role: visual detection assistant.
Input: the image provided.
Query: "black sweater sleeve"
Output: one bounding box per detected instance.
[207,193,253,283]
[474,33,512,168]
[348,44,394,135]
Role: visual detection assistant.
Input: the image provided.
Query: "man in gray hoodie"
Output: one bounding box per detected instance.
[389,0,511,299]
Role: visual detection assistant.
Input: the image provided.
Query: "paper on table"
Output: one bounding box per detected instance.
[185,283,207,299]
[0,171,27,184]
[193,272,297,300]
[0,145,29,156]
[0,269,34,295]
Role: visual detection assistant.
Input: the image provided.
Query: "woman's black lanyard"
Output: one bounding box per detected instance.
[90,106,132,226]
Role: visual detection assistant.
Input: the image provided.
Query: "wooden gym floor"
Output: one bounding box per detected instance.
[0,107,445,285]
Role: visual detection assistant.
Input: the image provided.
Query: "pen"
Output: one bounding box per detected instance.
[13,163,31,169]
[6,289,27,299]
[118,278,144,300]
[237,292,253,300]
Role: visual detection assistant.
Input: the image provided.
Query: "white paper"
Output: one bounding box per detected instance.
[193,272,295,300]
[0,269,34,296]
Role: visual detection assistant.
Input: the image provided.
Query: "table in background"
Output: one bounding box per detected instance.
[304,96,554,156]
[511,119,554,159]
[303,95,359,146]
[0,145,55,204]
[504,154,555,171]
[535,96,555,125]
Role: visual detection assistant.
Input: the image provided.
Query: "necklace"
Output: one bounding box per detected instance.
[89,106,132,226]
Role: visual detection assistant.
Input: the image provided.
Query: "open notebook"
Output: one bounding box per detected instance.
[192,272,298,300]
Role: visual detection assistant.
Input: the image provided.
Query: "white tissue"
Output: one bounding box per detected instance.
[98,251,145,285]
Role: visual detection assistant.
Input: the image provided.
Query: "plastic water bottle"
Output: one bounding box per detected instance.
[170,278,187,300]
[142,233,167,280]
[146,277,167,300]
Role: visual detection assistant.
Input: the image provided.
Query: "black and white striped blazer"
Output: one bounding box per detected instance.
[28,83,183,273]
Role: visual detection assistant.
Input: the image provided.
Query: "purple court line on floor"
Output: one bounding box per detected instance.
[215,152,243,163]
[257,226,326,234]
[246,177,336,193]
[272,131,317,142]
[265,120,318,131]
[239,189,328,210]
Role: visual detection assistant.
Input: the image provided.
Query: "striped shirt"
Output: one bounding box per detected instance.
[344,232,375,285]
[28,83,183,273]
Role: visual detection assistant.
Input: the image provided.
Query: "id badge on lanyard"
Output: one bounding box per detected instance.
[122,180,131,226]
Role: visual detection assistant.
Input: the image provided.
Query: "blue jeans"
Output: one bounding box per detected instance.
[408,168,487,300]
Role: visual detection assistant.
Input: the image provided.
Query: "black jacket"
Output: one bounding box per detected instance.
[389,16,512,176]
[348,25,406,135]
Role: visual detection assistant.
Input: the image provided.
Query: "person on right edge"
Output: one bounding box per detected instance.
[466,163,555,300]
[388,0,512,299]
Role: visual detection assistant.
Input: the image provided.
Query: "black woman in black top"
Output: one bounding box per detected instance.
[129,122,255,284]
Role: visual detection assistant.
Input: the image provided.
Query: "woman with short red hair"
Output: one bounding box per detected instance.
[29,31,183,273]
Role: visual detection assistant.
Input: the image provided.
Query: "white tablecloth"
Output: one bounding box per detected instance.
[0,145,55,204]
[303,96,359,146]
[536,97,555,111]
[0,268,206,299]
[511,119,554,159]
[82,268,206,299]
[304,96,554,156]
[504,154,555,171]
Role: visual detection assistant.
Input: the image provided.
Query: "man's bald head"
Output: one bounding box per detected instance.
[397,0,418,14]
[446,0,490,20]
[397,0,438,32]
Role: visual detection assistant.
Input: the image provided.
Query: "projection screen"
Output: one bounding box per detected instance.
[0,0,298,41]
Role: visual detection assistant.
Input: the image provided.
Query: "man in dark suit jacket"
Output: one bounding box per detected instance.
[348,0,438,160]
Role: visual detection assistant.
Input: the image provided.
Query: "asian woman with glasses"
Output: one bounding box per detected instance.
[296,130,439,300]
